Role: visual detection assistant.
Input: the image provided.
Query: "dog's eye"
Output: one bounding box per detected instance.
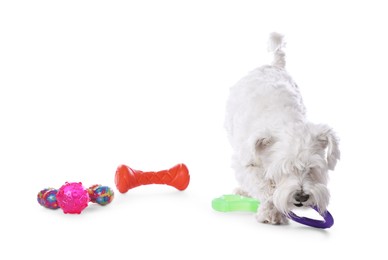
[308,168,320,177]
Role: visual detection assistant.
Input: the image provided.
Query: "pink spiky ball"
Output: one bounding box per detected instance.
[56,182,90,214]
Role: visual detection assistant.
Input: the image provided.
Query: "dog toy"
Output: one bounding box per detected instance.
[212,194,334,229]
[212,194,260,212]
[287,205,334,229]
[37,182,114,214]
[115,163,190,193]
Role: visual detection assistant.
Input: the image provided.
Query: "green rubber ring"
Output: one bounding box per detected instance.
[212,194,260,212]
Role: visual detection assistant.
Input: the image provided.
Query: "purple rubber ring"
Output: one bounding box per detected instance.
[288,206,334,229]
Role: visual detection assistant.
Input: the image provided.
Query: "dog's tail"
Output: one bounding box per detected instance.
[268,32,286,68]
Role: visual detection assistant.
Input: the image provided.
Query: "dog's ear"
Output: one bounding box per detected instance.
[316,125,340,170]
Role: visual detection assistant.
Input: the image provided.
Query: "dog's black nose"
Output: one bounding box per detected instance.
[294,192,309,202]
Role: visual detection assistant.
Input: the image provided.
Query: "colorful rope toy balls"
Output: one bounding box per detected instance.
[37,182,114,214]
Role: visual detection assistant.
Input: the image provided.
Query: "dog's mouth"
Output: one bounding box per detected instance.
[294,203,304,207]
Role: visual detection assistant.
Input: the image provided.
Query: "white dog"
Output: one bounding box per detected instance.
[225,33,340,224]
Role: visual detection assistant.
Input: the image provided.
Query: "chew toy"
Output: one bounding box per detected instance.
[288,206,334,229]
[37,182,114,214]
[115,163,190,193]
[212,194,334,229]
[212,194,260,212]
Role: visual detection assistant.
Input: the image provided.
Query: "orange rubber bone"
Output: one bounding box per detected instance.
[115,163,190,193]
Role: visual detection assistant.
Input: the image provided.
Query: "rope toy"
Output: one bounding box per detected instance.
[37,182,114,214]
[212,194,334,229]
[115,163,190,193]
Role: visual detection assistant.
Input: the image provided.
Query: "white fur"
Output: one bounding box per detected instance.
[225,32,340,224]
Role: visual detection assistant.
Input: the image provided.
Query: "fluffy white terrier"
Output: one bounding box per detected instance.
[225,33,340,224]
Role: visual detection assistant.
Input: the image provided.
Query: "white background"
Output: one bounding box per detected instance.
[1,1,387,259]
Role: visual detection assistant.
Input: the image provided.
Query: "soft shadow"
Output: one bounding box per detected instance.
[286,223,332,236]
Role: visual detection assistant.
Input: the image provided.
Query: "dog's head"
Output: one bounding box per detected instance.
[255,123,340,215]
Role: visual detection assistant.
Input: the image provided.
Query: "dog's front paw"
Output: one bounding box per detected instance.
[256,207,289,225]
[233,187,250,197]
